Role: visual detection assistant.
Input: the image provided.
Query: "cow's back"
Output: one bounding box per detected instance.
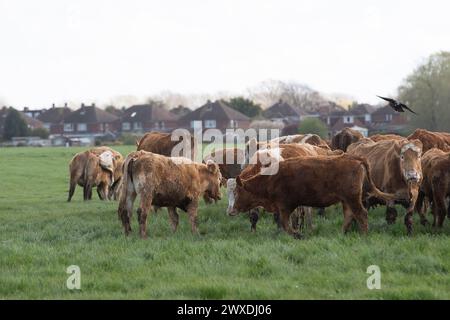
[408,129,450,152]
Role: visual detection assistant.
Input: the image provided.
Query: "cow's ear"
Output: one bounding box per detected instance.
[236,176,243,187]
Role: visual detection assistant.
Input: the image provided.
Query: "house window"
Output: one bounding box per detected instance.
[160,121,165,129]
[204,120,216,128]
[43,123,51,130]
[134,122,142,130]
[229,120,237,128]
[77,123,87,132]
[343,116,354,124]
[365,114,371,123]
[64,123,74,132]
[385,114,393,121]
[154,122,159,129]
[191,121,202,129]
[122,122,131,131]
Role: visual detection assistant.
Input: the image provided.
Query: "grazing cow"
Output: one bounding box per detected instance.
[228,144,343,232]
[347,138,423,234]
[83,151,114,201]
[227,154,395,238]
[407,129,450,152]
[68,147,123,201]
[118,151,222,238]
[137,131,196,160]
[370,134,404,142]
[331,128,364,152]
[270,134,330,149]
[416,148,450,227]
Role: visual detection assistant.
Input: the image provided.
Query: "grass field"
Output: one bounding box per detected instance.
[1,146,449,299]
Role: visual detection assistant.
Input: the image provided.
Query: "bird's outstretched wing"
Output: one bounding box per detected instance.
[377,95,396,103]
[400,103,418,115]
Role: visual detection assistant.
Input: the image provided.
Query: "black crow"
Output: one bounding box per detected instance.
[377,95,418,115]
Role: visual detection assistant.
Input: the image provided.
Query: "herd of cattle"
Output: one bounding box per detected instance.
[68,129,450,239]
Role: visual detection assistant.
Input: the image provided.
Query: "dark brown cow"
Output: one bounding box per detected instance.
[416,148,450,227]
[118,151,222,238]
[331,128,364,152]
[347,138,423,234]
[68,147,123,201]
[137,131,196,160]
[370,134,404,142]
[203,147,245,182]
[227,154,395,238]
[407,129,450,152]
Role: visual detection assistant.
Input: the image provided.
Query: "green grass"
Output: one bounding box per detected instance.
[0,146,449,299]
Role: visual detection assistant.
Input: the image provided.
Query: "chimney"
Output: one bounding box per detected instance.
[92,103,96,107]
[64,103,68,108]
[52,103,55,108]
[81,103,85,108]
[24,107,29,111]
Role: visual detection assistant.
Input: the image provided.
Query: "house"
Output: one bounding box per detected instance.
[347,104,376,125]
[22,107,46,119]
[170,105,192,118]
[62,104,119,139]
[263,99,316,124]
[370,105,409,134]
[37,104,72,135]
[120,104,178,133]
[179,100,251,132]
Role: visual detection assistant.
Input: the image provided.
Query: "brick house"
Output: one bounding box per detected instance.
[370,105,409,134]
[178,100,251,132]
[37,104,72,135]
[120,104,178,133]
[62,104,119,137]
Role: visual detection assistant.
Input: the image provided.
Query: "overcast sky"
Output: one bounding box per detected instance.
[1,0,449,108]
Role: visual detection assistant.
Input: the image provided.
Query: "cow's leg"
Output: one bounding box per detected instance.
[385,203,398,225]
[404,186,420,235]
[342,203,354,233]
[137,195,152,239]
[68,179,77,202]
[447,198,450,219]
[118,190,136,236]
[249,209,259,232]
[349,200,369,235]
[83,182,92,201]
[187,201,199,234]
[273,212,282,229]
[415,191,428,226]
[279,208,302,239]
[292,207,302,231]
[168,207,179,232]
[432,191,446,228]
[305,207,314,230]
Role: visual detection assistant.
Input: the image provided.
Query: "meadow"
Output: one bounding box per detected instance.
[0,146,449,299]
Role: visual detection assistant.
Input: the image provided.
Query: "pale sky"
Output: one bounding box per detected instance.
[1,0,449,108]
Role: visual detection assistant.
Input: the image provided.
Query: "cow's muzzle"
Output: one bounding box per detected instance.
[404,170,420,183]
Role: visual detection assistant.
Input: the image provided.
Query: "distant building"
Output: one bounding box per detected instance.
[62,104,119,139]
[179,100,251,133]
[37,104,72,135]
[170,105,192,118]
[22,107,46,119]
[120,104,178,133]
[263,99,317,124]
[370,105,409,134]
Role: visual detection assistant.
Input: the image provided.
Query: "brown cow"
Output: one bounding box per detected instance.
[416,148,450,227]
[68,147,123,201]
[137,131,196,160]
[407,129,450,152]
[203,147,245,182]
[370,134,404,142]
[227,154,395,238]
[347,138,423,234]
[331,127,364,152]
[83,151,115,201]
[118,151,222,238]
[228,144,343,231]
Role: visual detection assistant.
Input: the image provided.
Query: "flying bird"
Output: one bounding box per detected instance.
[377,96,418,115]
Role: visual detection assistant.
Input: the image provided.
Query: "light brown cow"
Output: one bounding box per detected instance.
[416,148,450,227]
[68,147,123,201]
[137,131,196,160]
[407,129,450,152]
[347,138,423,234]
[118,151,222,238]
[83,151,114,200]
[369,134,404,142]
[227,154,395,238]
[331,127,364,152]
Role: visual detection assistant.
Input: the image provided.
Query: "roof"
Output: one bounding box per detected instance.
[37,107,72,124]
[121,104,177,122]
[263,100,306,119]
[331,118,367,132]
[348,104,376,115]
[180,100,250,122]
[19,112,44,128]
[63,105,119,124]
[170,105,192,118]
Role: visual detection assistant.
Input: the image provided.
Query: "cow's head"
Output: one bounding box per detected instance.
[226,176,256,216]
[202,160,222,201]
[398,139,423,183]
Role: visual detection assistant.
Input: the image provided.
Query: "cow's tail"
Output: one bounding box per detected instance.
[360,158,396,202]
[118,154,138,220]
